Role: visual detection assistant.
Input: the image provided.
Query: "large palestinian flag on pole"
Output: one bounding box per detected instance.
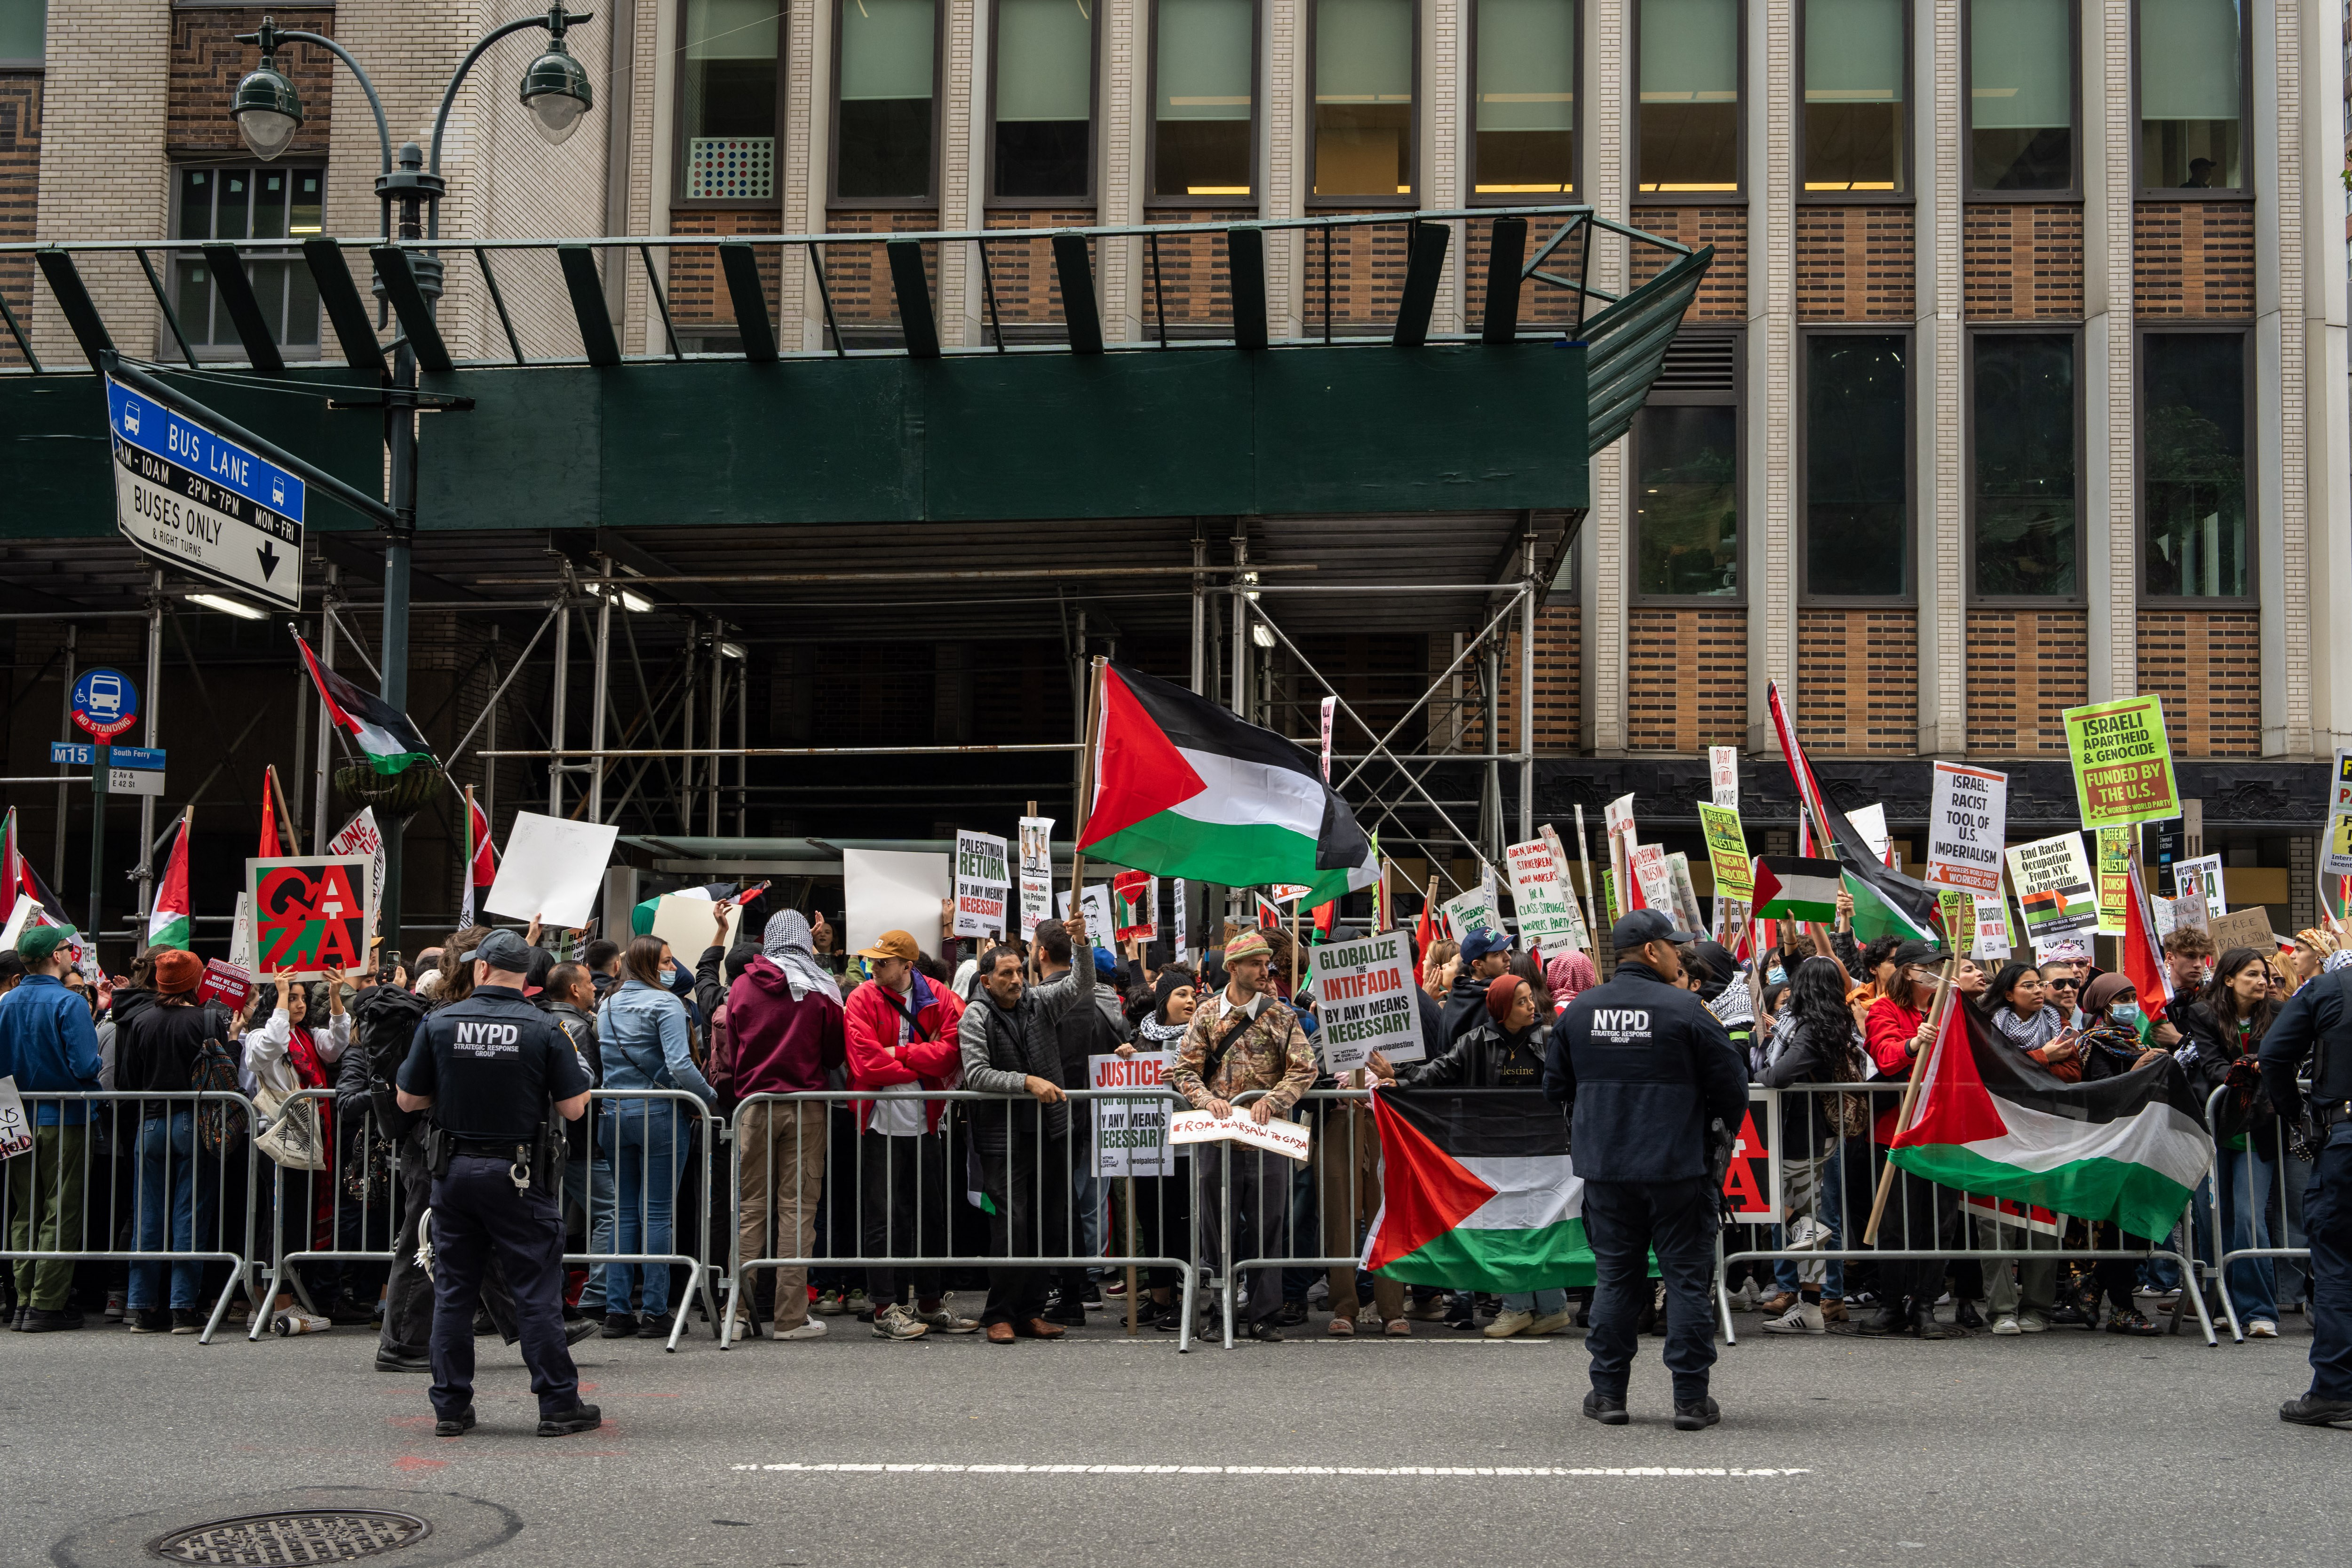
[1362,1088,1596,1289]
[1766,680,1942,945]
[1079,661,1377,907]
[1888,988,2209,1242]
[296,636,435,776]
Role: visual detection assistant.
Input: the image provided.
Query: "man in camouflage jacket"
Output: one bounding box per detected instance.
[1166,930,1314,1341]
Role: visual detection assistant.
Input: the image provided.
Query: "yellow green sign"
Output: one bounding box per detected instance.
[2094,826,2134,935]
[2061,695,2178,828]
[1696,803,1753,903]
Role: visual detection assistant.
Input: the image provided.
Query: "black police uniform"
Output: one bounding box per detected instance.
[397,981,592,1431]
[2257,963,2352,1422]
[1545,948,1748,1419]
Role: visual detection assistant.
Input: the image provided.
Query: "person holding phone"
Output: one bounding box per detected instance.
[1987,962,2080,1081]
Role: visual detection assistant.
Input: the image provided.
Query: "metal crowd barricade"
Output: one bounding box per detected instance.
[575,1087,724,1351]
[2204,1083,2314,1343]
[247,1087,402,1340]
[1213,1087,1380,1351]
[722,1087,1197,1350]
[1715,1082,2216,1346]
[0,1090,262,1344]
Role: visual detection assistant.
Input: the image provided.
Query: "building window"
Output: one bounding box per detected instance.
[2137,0,2244,190]
[1152,0,1255,199]
[992,0,1097,200]
[1638,0,1739,194]
[1634,409,1740,597]
[837,0,938,200]
[1803,333,1909,597]
[1804,0,1904,192]
[1967,0,2074,191]
[2141,332,2248,598]
[1472,0,1575,195]
[1312,0,1414,200]
[681,0,782,200]
[171,166,323,356]
[0,0,42,64]
[1971,332,2078,597]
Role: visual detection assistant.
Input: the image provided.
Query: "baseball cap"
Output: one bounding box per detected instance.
[856,929,920,963]
[1891,939,1952,971]
[459,928,533,971]
[15,924,71,965]
[1459,927,1517,962]
[1610,908,1699,950]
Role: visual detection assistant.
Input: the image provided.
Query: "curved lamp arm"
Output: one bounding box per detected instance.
[427,8,595,239]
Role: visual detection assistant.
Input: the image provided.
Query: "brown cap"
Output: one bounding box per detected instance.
[153,949,204,995]
[856,929,920,963]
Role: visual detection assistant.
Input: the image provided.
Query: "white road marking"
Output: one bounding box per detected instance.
[731,1462,1811,1478]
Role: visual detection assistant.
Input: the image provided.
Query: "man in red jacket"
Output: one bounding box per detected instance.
[726,911,850,1342]
[844,929,978,1340]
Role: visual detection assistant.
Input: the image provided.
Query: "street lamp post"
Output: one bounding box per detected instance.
[231,9,593,948]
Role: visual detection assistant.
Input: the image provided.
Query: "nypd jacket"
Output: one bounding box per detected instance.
[1543,960,1749,1183]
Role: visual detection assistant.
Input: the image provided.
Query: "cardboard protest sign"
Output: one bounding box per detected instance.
[1697,804,1753,903]
[2174,852,2225,913]
[1090,1053,1175,1178]
[195,959,252,1013]
[245,856,374,979]
[1604,793,1640,909]
[0,1076,31,1159]
[1441,886,1501,942]
[1505,837,1585,950]
[1924,763,2007,892]
[1665,852,1708,939]
[1307,930,1425,1073]
[228,891,254,971]
[2004,834,2099,944]
[1056,883,1118,949]
[484,812,620,930]
[326,808,386,937]
[2094,827,2134,935]
[1017,817,1055,939]
[2063,694,2179,828]
[2324,751,2352,879]
[1709,746,1739,810]
[2208,907,2276,955]
[1629,843,1676,916]
[954,829,1011,939]
[846,847,952,959]
[1847,803,1892,867]
[1109,869,1157,942]
[1169,1108,1313,1162]
[651,893,740,959]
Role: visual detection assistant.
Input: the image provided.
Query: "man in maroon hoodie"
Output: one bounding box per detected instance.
[726,911,849,1341]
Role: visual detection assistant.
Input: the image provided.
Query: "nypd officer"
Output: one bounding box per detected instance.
[2259,950,2352,1427]
[1545,908,1748,1431]
[396,929,602,1438]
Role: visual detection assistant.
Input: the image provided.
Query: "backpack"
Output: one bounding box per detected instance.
[189,1023,247,1153]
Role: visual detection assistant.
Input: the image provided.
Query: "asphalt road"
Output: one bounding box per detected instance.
[8,1301,2343,1568]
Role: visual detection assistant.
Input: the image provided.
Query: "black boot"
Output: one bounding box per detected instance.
[1859,1301,1906,1337]
[1911,1301,1947,1341]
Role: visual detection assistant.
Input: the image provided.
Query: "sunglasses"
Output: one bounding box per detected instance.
[2046,978,2080,990]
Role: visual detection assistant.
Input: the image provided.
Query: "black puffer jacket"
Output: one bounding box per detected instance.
[347,984,428,1138]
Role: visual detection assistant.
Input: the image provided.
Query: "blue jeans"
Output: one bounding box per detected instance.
[2219,1139,2280,1325]
[128,1111,218,1312]
[1502,1289,1567,1315]
[563,1156,615,1314]
[1772,1145,1846,1297]
[604,1108,690,1318]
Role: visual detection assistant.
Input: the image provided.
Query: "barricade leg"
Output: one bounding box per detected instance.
[1714,1232,1737,1345]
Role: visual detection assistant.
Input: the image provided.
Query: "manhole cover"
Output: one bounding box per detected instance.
[148,1510,431,1565]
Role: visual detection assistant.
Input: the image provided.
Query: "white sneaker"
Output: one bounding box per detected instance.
[1762,1300,1825,1335]
[1991,1314,2022,1336]
[1731,1280,1760,1310]
[915,1306,981,1335]
[1526,1309,1577,1337]
[2249,1319,2280,1339]
[2014,1310,2050,1334]
[774,1319,827,1341]
[1483,1309,1536,1339]
[871,1304,929,1340]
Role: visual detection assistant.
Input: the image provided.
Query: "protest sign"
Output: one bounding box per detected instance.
[1924,763,2007,893]
[484,812,620,930]
[2063,695,2179,827]
[1604,793,1640,909]
[1709,746,1739,810]
[2033,931,2092,963]
[2324,751,2352,879]
[2161,889,2209,938]
[326,808,385,937]
[953,829,1011,939]
[1173,877,1191,960]
[1504,838,1585,950]
[0,1077,31,1160]
[228,891,254,971]
[2208,907,2275,955]
[1308,930,1425,1073]
[2004,834,2099,945]
[1629,843,1676,916]
[1846,804,1893,867]
[0,895,38,953]
[2094,827,2134,935]
[1441,885,1501,942]
[1056,883,1118,947]
[195,959,252,1013]
[1696,804,1753,904]
[1665,852,1708,939]
[1090,1053,1175,1178]
[651,894,740,959]
[1110,870,1157,942]
[1017,816,1055,939]
[1169,1108,1313,1163]
[846,847,952,958]
[245,856,373,978]
[1722,1090,1781,1223]
[2174,852,2225,913]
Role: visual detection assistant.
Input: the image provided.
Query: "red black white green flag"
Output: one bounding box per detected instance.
[1765,680,1941,944]
[1362,1087,1595,1290]
[1080,661,1376,907]
[297,636,435,776]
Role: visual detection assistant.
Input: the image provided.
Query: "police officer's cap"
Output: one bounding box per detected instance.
[458,928,533,973]
[1610,907,1700,951]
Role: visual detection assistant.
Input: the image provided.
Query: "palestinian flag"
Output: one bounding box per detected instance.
[1080,661,1376,908]
[1751,856,1841,922]
[0,808,70,928]
[1766,681,1940,944]
[1889,987,2209,1242]
[1363,1087,1596,1290]
[148,812,192,950]
[297,635,434,776]
[2120,855,2173,1008]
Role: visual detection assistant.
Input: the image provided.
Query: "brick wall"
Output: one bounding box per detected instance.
[1626,607,1746,752]
[1495,606,1581,753]
[1628,207,1746,318]
[168,7,334,159]
[1796,609,1918,753]
[1136,207,1255,328]
[1460,213,1587,330]
[2134,202,2256,318]
[1794,206,1914,319]
[1961,204,2084,318]
[819,209,940,326]
[982,208,1100,327]
[667,208,784,328]
[1963,608,2089,752]
[1295,211,1412,333]
[2136,609,2260,756]
[0,70,37,368]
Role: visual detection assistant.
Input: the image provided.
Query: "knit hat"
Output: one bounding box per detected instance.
[1224,930,1273,964]
[1485,972,1527,1024]
[153,949,203,995]
[15,924,70,965]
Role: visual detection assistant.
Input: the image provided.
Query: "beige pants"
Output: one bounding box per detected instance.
[1318,1103,1405,1322]
[736,1100,829,1330]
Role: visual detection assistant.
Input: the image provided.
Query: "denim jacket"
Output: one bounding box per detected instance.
[597,978,715,1107]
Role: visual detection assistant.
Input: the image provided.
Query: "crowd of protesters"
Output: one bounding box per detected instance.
[0,885,2341,1351]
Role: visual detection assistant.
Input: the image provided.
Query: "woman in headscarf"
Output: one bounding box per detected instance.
[1543,950,1599,1015]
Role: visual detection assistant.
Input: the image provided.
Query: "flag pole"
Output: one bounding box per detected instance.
[1862,953,1960,1246]
[1069,658,1105,970]
[1025,798,1041,986]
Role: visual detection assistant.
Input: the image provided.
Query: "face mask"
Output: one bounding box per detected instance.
[2109,1003,2141,1026]
[1765,965,1785,986]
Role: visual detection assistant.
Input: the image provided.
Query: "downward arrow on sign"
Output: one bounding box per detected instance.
[257,541,280,580]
